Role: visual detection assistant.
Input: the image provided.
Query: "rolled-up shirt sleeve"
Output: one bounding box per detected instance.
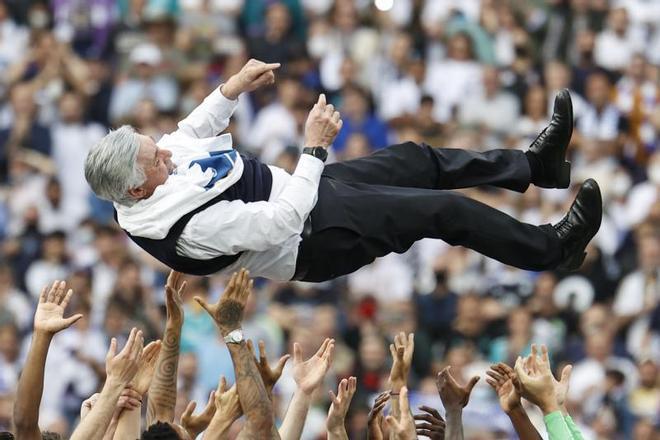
[175,87,239,139]
[177,154,324,257]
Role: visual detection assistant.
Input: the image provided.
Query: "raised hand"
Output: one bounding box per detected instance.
[514,345,559,414]
[105,328,144,386]
[195,269,252,336]
[486,363,521,414]
[181,391,217,439]
[214,376,241,424]
[130,340,161,395]
[304,94,343,148]
[33,280,83,334]
[221,59,280,99]
[367,392,389,440]
[414,405,446,439]
[247,339,290,393]
[293,338,335,395]
[326,377,357,434]
[165,271,187,326]
[388,332,415,392]
[436,366,479,411]
[384,387,416,440]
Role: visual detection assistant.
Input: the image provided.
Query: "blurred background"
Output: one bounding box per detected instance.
[0,0,658,438]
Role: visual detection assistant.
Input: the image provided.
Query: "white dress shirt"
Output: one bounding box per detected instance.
[123,88,324,281]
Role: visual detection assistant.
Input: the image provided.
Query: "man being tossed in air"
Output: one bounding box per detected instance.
[85,59,602,282]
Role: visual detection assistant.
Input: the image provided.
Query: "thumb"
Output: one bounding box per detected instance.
[560,365,573,385]
[466,376,480,393]
[181,400,196,420]
[275,354,291,374]
[106,338,117,361]
[63,314,83,327]
[194,296,212,315]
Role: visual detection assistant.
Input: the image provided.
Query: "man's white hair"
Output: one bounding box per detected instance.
[84,125,145,206]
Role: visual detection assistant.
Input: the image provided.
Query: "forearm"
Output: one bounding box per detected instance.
[147,321,181,424]
[444,408,464,440]
[112,405,141,440]
[205,414,238,440]
[71,380,124,440]
[13,331,51,438]
[564,415,584,440]
[506,407,543,440]
[279,390,312,440]
[227,342,274,434]
[543,411,574,440]
[328,426,349,440]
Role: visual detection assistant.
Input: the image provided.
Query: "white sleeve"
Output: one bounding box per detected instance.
[177,154,324,256]
[174,87,239,139]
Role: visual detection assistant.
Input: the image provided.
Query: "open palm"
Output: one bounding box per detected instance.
[33,280,83,334]
[293,338,335,395]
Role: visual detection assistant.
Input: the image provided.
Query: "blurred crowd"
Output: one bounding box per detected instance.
[0,0,659,438]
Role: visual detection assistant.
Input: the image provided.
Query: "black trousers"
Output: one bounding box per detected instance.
[293,142,563,282]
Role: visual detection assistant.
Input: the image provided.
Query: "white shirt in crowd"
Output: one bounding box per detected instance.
[119,88,324,281]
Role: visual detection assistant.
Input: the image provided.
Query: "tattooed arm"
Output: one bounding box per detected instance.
[196,269,275,439]
[146,272,187,425]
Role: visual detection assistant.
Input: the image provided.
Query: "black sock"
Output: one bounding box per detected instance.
[525,150,543,183]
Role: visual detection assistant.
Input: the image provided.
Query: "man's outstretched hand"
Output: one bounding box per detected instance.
[221,59,280,100]
[304,94,342,149]
[195,268,252,336]
[34,280,83,335]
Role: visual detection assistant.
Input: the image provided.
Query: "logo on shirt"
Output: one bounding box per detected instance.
[188,150,237,189]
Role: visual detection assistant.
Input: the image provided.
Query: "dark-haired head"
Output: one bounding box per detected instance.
[141,421,185,440]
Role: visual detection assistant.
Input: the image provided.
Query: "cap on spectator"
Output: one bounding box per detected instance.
[129,43,162,66]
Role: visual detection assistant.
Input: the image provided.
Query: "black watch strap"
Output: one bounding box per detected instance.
[302,146,328,163]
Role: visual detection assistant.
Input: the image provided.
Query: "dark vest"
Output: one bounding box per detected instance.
[116,155,273,276]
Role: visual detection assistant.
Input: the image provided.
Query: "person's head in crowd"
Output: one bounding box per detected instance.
[313,305,338,337]
[332,0,358,33]
[604,368,626,392]
[177,352,198,387]
[112,258,144,301]
[130,43,163,79]
[388,32,412,68]
[30,31,57,66]
[40,433,62,440]
[141,421,187,440]
[341,84,371,122]
[343,133,371,160]
[143,12,176,47]
[0,323,19,363]
[131,99,159,131]
[0,432,14,440]
[632,419,658,440]
[276,75,300,109]
[523,85,548,120]
[41,231,67,263]
[530,272,559,317]
[10,83,37,118]
[482,65,500,98]
[66,270,92,305]
[626,53,647,83]
[506,307,532,339]
[454,293,486,337]
[94,225,125,263]
[576,29,596,63]
[636,359,658,389]
[580,304,612,337]
[0,264,14,295]
[0,1,8,23]
[447,32,475,62]
[339,57,358,86]
[45,178,62,207]
[103,298,128,336]
[608,7,629,36]
[634,222,660,273]
[358,333,388,374]
[585,71,612,110]
[58,91,85,124]
[265,2,291,41]
[544,60,572,91]
[584,330,614,362]
[274,145,300,174]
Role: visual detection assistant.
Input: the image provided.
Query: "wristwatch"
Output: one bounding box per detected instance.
[302,146,328,163]
[223,329,244,344]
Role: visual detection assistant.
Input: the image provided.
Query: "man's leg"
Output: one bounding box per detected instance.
[324,141,532,192]
[295,183,562,282]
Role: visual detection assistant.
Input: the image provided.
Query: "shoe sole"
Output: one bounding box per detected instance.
[557,89,573,189]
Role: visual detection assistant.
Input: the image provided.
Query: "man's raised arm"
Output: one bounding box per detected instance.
[14,281,83,440]
[175,59,280,139]
[195,269,275,438]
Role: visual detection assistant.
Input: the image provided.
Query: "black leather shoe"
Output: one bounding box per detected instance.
[527,89,573,188]
[553,179,602,271]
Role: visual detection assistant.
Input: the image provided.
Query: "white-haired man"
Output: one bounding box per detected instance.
[85,59,602,282]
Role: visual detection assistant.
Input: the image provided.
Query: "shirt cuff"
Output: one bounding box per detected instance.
[204,87,239,117]
[295,152,325,181]
[543,411,564,425]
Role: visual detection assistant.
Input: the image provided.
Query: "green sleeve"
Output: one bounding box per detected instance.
[564,415,584,440]
[544,411,574,440]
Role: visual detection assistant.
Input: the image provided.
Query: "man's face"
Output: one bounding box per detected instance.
[131,135,174,200]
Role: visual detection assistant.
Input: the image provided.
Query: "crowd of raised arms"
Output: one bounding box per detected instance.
[2,269,590,440]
